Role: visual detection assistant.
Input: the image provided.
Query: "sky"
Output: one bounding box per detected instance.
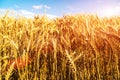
[0,0,120,18]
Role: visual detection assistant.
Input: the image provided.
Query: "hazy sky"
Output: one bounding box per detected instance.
[0,0,120,18]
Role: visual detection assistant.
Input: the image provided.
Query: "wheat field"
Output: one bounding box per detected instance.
[0,13,120,80]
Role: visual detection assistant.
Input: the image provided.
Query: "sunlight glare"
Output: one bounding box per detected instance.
[99,7,120,17]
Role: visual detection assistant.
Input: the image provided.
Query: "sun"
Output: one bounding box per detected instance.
[102,8,115,17]
[98,7,119,17]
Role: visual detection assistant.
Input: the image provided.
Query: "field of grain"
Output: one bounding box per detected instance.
[0,13,120,80]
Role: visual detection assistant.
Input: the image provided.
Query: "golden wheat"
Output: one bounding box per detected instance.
[0,13,120,80]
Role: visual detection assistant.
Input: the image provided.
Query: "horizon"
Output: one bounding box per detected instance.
[0,0,120,18]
